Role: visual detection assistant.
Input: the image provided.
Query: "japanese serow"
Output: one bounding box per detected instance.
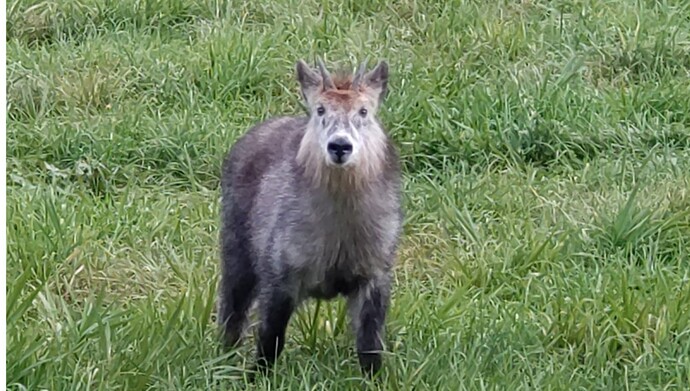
[217,57,403,378]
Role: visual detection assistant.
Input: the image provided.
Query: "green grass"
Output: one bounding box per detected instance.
[5,0,690,389]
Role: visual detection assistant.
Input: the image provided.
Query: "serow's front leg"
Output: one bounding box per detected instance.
[348,276,391,377]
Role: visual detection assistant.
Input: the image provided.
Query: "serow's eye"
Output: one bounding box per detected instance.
[316,106,326,116]
[359,107,368,117]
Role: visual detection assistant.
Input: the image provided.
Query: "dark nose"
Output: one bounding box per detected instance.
[327,138,353,163]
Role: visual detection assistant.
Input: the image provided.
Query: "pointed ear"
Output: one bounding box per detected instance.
[296,60,322,105]
[362,61,389,104]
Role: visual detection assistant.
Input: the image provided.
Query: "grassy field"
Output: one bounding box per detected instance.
[6,0,690,389]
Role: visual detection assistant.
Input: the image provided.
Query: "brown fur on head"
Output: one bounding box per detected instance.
[295,58,388,111]
[294,58,390,192]
[319,74,359,111]
[330,73,354,90]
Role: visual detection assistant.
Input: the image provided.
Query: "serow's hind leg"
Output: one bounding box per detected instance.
[217,221,256,349]
[254,285,296,375]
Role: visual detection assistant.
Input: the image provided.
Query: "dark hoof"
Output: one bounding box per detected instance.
[358,352,382,378]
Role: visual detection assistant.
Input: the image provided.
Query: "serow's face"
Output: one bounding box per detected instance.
[296,58,389,168]
[311,94,376,166]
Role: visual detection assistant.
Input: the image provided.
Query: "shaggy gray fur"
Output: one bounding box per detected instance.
[217,58,403,378]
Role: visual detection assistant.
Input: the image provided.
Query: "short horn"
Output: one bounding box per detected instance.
[352,56,369,90]
[317,57,336,90]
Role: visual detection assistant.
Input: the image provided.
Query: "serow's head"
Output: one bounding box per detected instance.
[295,58,389,176]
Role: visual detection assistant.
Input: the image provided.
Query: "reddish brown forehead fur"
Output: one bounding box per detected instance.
[320,73,362,111]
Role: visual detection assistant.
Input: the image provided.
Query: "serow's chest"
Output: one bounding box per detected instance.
[297,233,378,300]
